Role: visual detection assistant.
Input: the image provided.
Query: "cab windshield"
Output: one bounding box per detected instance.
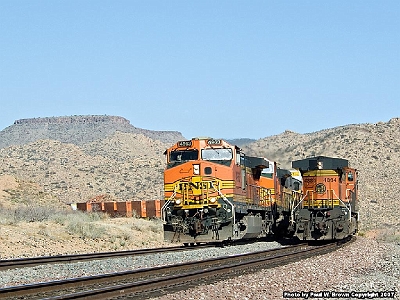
[167,150,199,168]
[201,148,232,166]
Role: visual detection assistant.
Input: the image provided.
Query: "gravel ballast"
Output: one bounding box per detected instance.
[0,241,282,288]
[1,238,398,300]
[154,238,399,300]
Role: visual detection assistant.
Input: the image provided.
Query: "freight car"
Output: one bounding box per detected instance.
[161,137,301,244]
[291,156,359,240]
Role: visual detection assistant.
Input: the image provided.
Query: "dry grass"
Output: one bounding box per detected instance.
[0,209,170,259]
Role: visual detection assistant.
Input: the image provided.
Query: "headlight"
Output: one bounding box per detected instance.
[175,199,181,205]
[210,197,217,203]
[193,164,200,175]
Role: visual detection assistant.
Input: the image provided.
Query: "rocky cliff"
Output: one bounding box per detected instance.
[0,115,184,148]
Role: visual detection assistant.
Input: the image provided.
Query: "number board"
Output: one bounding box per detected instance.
[324,177,337,183]
[177,141,192,147]
[207,139,222,146]
[303,177,316,187]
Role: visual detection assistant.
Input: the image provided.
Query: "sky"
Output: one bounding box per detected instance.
[0,1,399,139]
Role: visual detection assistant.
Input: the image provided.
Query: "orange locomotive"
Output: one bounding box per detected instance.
[291,156,359,240]
[162,138,283,244]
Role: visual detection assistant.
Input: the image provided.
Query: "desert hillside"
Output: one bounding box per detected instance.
[0,133,170,203]
[0,116,182,203]
[242,117,400,234]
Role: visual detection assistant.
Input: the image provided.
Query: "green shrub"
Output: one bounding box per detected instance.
[131,218,162,233]
[1,205,59,223]
[66,217,106,240]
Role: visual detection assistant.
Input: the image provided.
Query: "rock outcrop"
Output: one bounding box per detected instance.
[0,115,184,148]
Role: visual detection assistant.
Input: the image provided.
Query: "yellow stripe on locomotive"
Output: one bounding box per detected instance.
[165,177,228,208]
[165,176,275,209]
[301,169,349,209]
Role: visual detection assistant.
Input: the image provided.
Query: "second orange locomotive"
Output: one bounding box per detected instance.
[291,156,359,240]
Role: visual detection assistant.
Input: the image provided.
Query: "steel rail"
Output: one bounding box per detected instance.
[0,244,214,271]
[0,237,354,299]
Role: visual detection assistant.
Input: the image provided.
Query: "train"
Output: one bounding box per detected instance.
[161,137,359,244]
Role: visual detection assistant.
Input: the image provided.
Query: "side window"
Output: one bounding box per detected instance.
[236,152,241,165]
[241,169,246,190]
[347,172,354,181]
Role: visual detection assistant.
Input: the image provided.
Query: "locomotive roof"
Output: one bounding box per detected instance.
[292,156,348,171]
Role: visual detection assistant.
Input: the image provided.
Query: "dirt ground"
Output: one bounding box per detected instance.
[0,218,173,259]
[0,175,18,205]
[0,175,173,259]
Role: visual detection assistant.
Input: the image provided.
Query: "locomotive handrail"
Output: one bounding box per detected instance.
[161,185,179,222]
[290,191,309,224]
[247,184,274,207]
[290,189,352,224]
[331,189,351,220]
[345,188,354,200]
[288,190,303,212]
[213,182,235,226]
[161,201,170,223]
[292,191,309,211]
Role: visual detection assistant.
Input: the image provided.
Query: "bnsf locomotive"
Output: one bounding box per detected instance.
[291,156,359,240]
[161,137,301,244]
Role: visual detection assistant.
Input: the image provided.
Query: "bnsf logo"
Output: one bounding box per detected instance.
[179,181,214,190]
[315,183,326,194]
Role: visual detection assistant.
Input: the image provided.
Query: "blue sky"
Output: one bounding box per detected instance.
[0,1,399,139]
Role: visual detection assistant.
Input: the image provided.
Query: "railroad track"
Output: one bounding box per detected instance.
[0,237,354,300]
[0,244,215,271]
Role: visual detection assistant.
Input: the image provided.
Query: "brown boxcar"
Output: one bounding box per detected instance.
[132,200,147,218]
